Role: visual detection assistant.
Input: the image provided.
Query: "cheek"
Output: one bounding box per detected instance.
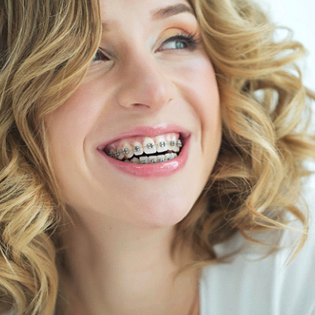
[56,87,103,130]
[186,59,221,182]
[45,81,107,155]
[45,88,103,196]
[175,55,221,142]
[173,53,219,112]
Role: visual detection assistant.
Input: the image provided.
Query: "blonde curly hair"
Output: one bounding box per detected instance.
[0,0,314,313]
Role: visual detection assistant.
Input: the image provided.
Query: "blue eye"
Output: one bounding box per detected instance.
[158,33,199,52]
[162,40,188,50]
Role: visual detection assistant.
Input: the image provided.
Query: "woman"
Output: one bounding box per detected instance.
[0,0,314,314]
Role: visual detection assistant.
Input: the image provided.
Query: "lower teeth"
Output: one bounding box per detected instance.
[125,152,178,164]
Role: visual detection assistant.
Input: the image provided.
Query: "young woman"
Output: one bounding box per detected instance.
[0,0,314,314]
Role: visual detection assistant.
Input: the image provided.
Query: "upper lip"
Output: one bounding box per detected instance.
[97,124,191,151]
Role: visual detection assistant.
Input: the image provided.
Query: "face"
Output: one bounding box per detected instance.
[46,0,221,228]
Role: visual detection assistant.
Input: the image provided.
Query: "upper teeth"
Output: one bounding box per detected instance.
[109,140,182,157]
[143,138,156,154]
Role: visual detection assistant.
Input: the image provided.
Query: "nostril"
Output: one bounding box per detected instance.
[130,103,151,109]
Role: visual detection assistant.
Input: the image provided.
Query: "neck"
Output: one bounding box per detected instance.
[60,212,199,315]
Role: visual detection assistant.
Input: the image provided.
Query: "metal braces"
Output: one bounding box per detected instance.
[109,140,182,157]
[137,153,177,164]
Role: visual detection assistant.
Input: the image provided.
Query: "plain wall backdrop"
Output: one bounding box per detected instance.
[260,0,315,90]
[260,0,315,166]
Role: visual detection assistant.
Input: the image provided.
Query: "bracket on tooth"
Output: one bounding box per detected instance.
[107,140,183,159]
[131,140,182,152]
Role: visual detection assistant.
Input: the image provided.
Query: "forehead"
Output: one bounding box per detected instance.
[99,0,194,29]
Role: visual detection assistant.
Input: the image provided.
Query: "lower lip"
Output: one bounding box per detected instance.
[98,137,190,178]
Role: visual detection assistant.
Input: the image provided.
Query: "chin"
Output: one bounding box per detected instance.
[127,188,199,229]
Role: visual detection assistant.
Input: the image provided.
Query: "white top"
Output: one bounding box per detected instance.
[199,170,315,315]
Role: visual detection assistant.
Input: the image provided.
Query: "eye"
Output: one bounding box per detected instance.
[92,48,110,62]
[157,33,200,52]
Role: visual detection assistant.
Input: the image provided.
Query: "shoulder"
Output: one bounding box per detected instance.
[199,170,315,315]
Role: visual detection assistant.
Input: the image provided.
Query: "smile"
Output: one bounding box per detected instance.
[103,133,183,164]
[98,127,190,177]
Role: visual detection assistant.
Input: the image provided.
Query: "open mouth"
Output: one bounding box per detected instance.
[103,132,183,164]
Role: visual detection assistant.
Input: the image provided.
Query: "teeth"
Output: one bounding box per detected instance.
[165,153,172,161]
[166,134,178,152]
[115,149,124,160]
[148,156,157,163]
[105,133,184,161]
[143,137,156,154]
[139,156,149,164]
[157,155,165,162]
[122,142,133,159]
[155,135,169,153]
[133,141,144,156]
[173,140,182,153]
[126,153,178,164]
[130,157,140,164]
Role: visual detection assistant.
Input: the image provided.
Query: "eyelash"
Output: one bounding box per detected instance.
[92,49,109,62]
[92,32,201,62]
[158,32,200,52]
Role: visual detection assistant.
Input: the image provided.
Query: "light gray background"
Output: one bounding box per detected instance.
[260,0,315,90]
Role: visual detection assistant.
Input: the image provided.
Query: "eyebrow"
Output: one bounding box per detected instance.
[102,3,194,31]
[151,3,194,20]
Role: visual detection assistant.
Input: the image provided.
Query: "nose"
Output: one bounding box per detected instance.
[116,53,175,111]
